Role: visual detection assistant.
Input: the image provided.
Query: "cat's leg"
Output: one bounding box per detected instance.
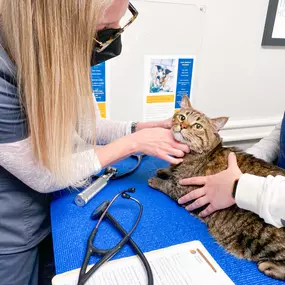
[156,168,172,179]
[149,177,187,201]
[258,261,285,280]
[148,177,173,194]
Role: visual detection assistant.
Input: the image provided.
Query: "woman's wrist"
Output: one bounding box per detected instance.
[135,121,159,131]
[232,178,239,199]
[96,135,138,168]
[128,131,143,154]
[131,122,138,133]
[135,119,171,131]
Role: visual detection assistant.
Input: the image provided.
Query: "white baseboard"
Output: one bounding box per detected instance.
[223,116,281,131]
[220,116,281,144]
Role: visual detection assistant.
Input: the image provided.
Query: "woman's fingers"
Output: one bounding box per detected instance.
[160,154,183,165]
[165,147,184,158]
[185,196,209,211]
[178,188,206,204]
[180,176,207,186]
[227,152,238,169]
[198,204,216,217]
[172,141,190,153]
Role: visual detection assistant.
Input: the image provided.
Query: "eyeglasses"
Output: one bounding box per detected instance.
[94,2,138,53]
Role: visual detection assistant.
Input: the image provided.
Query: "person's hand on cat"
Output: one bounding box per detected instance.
[178,152,242,217]
[132,128,189,164]
[158,118,173,129]
[136,118,173,130]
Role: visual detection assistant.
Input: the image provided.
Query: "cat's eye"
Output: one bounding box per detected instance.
[195,123,202,129]
[179,115,186,121]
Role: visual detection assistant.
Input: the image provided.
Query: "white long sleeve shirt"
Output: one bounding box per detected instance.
[0,39,135,194]
[0,100,132,193]
[0,41,134,254]
[236,122,285,228]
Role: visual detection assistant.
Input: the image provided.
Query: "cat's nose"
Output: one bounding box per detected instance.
[180,121,189,129]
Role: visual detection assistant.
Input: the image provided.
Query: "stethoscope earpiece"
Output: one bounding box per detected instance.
[121,193,130,199]
[127,187,136,193]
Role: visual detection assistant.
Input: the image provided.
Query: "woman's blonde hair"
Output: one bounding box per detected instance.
[1,0,111,184]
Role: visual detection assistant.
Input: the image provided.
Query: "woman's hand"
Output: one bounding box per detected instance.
[178,152,242,217]
[157,118,173,129]
[136,118,173,131]
[132,128,189,164]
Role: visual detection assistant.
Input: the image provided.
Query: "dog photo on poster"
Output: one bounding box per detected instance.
[143,55,195,122]
[149,58,176,94]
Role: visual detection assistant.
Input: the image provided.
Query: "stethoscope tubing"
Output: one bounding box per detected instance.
[91,154,146,181]
[77,189,153,285]
[105,212,154,285]
[112,154,146,179]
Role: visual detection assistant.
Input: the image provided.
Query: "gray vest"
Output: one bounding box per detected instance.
[0,44,50,254]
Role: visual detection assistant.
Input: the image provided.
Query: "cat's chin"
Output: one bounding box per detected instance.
[172,131,203,153]
[173,131,188,145]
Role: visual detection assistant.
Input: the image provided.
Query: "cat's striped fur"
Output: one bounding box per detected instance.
[148,95,285,280]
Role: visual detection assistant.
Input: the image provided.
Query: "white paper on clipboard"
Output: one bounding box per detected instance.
[52,240,234,285]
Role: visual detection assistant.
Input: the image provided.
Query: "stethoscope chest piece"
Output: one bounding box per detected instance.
[91,201,110,219]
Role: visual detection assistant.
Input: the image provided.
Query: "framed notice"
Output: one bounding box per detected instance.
[262,0,285,46]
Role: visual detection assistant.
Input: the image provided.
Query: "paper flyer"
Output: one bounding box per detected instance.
[52,240,234,285]
[143,55,195,122]
[272,0,285,39]
[91,62,109,118]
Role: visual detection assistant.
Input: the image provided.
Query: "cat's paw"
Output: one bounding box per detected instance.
[258,261,285,280]
[148,177,161,189]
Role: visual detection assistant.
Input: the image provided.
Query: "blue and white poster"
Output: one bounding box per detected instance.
[143,55,195,121]
[175,58,194,110]
[91,62,109,118]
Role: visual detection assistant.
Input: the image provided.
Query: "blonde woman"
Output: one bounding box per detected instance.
[0,1,189,284]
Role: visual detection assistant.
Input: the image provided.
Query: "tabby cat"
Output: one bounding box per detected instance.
[148,95,285,280]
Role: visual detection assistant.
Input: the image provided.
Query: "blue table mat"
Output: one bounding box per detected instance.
[51,156,283,285]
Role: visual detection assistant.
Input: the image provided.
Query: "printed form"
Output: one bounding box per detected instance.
[52,241,234,285]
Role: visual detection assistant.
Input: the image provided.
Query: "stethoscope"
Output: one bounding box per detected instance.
[106,153,147,179]
[77,188,154,285]
[74,153,147,207]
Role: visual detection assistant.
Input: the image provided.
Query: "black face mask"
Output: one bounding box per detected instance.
[91,28,122,66]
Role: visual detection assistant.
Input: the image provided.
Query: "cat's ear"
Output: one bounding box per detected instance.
[211,117,229,133]
[180,95,192,109]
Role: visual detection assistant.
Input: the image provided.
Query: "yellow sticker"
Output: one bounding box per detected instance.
[97,102,106,118]
[146,95,175,104]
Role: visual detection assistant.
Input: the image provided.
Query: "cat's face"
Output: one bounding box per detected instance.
[171,95,228,153]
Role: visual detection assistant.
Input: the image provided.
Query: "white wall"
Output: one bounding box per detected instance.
[107,0,285,148]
